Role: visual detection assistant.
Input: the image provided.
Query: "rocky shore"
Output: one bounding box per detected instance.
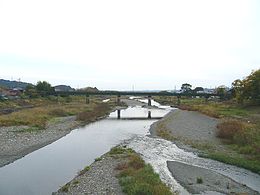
[53,153,125,195]
[0,116,79,168]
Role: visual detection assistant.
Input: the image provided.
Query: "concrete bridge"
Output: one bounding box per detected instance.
[54,90,219,106]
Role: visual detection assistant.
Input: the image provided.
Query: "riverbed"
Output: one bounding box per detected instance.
[0,98,259,195]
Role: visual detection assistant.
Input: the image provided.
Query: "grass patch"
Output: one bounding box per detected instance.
[118,153,173,195]
[78,166,90,176]
[95,157,102,162]
[0,96,114,129]
[60,182,70,192]
[76,103,111,122]
[17,126,41,133]
[196,177,203,184]
[72,180,79,185]
[109,146,134,156]
[200,152,260,174]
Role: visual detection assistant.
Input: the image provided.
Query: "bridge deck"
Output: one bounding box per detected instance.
[55,91,218,97]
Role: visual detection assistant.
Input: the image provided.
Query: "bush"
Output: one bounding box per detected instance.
[217,120,245,140]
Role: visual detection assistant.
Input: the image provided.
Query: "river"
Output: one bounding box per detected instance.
[0,99,259,195]
[0,100,171,195]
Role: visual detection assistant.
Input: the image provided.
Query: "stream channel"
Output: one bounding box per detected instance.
[0,98,259,195]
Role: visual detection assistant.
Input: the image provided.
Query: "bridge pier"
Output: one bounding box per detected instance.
[148,96,152,106]
[117,109,121,119]
[148,111,151,119]
[86,95,90,104]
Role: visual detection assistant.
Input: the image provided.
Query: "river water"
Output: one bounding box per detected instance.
[0,99,259,195]
[0,101,171,195]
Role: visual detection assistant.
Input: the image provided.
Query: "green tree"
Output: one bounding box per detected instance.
[35,81,54,96]
[25,84,39,98]
[181,83,192,93]
[216,86,228,100]
[232,69,260,105]
[232,79,244,104]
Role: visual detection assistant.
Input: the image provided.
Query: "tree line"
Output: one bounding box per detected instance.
[180,69,260,105]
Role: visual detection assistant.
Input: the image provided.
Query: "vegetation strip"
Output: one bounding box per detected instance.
[56,146,173,195]
[112,146,173,195]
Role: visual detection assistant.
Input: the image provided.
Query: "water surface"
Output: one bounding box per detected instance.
[0,105,170,195]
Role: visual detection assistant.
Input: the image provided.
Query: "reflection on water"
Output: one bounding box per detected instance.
[0,105,170,195]
[109,106,172,119]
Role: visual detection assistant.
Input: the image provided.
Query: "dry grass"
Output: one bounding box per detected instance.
[217,120,246,140]
[0,96,113,129]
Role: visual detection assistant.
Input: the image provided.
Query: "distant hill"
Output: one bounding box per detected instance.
[78,87,99,92]
[54,85,75,92]
[0,79,31,89]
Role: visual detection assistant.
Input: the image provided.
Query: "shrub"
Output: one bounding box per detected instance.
[197,177,203,184]
[217,120,245,140]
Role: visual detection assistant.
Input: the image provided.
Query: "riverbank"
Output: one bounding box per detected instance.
[150,108,260,194]
[0,97,116,168]
[53,149,124,195]
[54,146,172,195]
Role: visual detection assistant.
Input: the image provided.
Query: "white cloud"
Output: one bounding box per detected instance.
[0,0,259,89]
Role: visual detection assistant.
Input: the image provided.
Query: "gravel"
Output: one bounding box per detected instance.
[0,116,79,167]
[53,153,125,195]
[167,161,259,195]
[150,109,220,144]
[150,108,260,194]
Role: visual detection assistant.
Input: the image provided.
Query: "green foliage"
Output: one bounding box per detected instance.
[25,84,39,98]
[95,157,102,161]
[181,83,192,93]
[201,152,260,174]
[60,182,70,192]
[196,177,203,184]
[78,166,90,176]
[118,154,172,195]
[24,81,54,97]
[215,86,230,100]
[232,69,260,105]
[109,146,134,156]
[35,81,54,96]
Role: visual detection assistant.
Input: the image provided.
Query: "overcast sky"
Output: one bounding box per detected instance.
[0,0,259,90]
